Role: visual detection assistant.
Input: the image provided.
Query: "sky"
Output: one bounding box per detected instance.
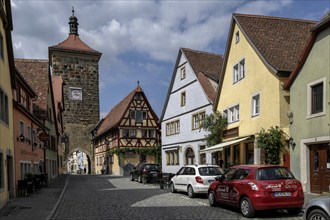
[11,0,330,119]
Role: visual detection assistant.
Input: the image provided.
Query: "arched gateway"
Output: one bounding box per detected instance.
[49,9,102,173]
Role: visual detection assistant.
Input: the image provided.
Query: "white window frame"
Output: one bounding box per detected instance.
[235,31,240,44]
[233,58,245,84]
[180,66,186,80]
[166,120,180,136]
[307,77,326,119]
[181,91,186,107]
[251,93,260,117]
[227,104,240,123]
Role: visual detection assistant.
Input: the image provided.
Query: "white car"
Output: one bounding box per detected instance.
[170,164,223,198]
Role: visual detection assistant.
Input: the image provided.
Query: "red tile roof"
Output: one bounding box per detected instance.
[234,13,317,73]
[49,34,101,55]
[15,59,49,119]
[181,48,224,102]
[97,86,143,136]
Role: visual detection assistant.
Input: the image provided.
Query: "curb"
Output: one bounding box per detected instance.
[46,175,69,220]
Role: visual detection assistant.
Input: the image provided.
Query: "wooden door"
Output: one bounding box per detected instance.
[310,144,330,194]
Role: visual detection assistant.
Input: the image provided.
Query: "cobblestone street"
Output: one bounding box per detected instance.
[51,175,305,220]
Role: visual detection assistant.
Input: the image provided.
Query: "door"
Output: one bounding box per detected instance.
[216,168,236,203]
[310,144,330,194]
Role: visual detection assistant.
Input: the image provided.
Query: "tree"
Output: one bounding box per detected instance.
[200,111,227,147]
[256,126,285,165]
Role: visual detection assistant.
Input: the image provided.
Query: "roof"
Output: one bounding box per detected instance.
[234,13,317,73]
[49,34,101,56]
[97,85,158,136]
[15,59,49,119]
[181,48,224,82]
[285,12,330,89]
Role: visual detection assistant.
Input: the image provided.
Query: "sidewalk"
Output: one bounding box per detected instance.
[0,174,68,220]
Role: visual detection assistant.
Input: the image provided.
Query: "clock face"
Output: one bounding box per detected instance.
[71,89,82,100]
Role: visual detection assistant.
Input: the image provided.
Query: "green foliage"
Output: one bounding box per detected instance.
[256,126,285,165]
[200,111,228,147]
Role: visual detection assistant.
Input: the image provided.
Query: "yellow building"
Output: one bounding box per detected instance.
[0,0,16,209]
[210,13,317,167]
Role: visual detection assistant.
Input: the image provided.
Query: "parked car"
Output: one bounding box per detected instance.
[303,197,330,220]
[208,165,304,218]
[170,164,223,198]
[130,162,161,184]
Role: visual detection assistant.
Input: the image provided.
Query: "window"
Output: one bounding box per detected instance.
[307,78,325,117]
[129,129,136,138]
[122,129,129,138]
[166,149,179,165]
[180,66,186,80]
[135,92,142,100]
[19,121,24,136]
[142,129,154,138]
[252,94,260,116]
[233,58,245,84]
[311,83,323,114]
[166,120,180,136]
[199,146,206,164]
[0,32,3,61]
[0,152,3,188]
[235,31,240,43]
[135,110,143,123]
[181,91,186,107]
[27,126,32,142]
[192,111,205,130]
[225,104,239,123]
[0,88,9,125]
[20,88,27,107]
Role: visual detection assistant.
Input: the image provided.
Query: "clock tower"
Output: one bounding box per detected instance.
[49,8,102,174]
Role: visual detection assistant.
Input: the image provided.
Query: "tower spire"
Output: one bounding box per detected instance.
[69,6,79,35]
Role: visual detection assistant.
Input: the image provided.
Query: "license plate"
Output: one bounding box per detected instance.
[274,192,291,197]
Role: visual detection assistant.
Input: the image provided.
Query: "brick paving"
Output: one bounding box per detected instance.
[0,174,325,220]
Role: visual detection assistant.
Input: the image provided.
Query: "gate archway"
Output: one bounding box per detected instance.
[67,147,93,174]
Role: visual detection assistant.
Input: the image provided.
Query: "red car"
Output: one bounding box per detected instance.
[208,165,304,218]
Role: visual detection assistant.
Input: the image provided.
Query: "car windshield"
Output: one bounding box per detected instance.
[198,167,223,176]
[255,167,295,180]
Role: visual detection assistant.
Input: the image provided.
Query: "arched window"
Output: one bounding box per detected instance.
[185,147,195,165]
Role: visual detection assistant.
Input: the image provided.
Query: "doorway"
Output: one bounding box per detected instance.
[309,143,330,194]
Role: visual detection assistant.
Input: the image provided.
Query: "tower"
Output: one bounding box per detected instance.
[48,8,102,174]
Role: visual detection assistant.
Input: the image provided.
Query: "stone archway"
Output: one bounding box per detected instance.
[67,147,93,174]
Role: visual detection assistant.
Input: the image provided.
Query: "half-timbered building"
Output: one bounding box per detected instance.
[93,85,161,176]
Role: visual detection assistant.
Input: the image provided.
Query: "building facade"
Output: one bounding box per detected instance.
[160,48,223,174]
[285,14,330,193]
[13,67,46,187]
[212,13,317,168]
[49,9,102,174]
[0,0,15,209]
[93,85,161,176]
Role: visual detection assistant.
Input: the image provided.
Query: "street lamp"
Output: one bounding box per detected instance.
[105,138,110,174]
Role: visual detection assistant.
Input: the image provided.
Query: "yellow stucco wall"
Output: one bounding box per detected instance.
[0,3,15,208]
[217,24,288,137]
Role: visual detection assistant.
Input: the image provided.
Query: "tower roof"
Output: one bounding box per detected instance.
[49,8,101,56]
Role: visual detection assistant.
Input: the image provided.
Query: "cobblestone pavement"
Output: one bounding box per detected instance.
[51,175,306,220]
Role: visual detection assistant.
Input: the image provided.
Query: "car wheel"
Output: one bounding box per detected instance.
[187,185,196,198]
[240,197,255,218]
[287,208,302,215]
[130,174,134,181]
[307,208,329,220]
[208,191,217,207]
[138,175,142,183]
[170,182,177,193]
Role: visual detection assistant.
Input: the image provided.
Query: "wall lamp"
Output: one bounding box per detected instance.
[17,134,25,142]
[289,137,296,150]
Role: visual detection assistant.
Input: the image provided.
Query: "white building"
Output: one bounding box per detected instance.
[160,48,224,174]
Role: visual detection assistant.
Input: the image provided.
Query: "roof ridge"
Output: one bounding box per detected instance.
[181,47,223,57]
[234,12,317,24]
[15,58,48,62]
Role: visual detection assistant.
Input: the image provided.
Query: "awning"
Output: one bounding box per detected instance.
[199,136,250,153]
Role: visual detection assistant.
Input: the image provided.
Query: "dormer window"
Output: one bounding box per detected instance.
[235,31,240,44]
[180,66,186,80]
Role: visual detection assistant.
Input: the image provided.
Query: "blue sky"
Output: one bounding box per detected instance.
[11,0,329,119]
